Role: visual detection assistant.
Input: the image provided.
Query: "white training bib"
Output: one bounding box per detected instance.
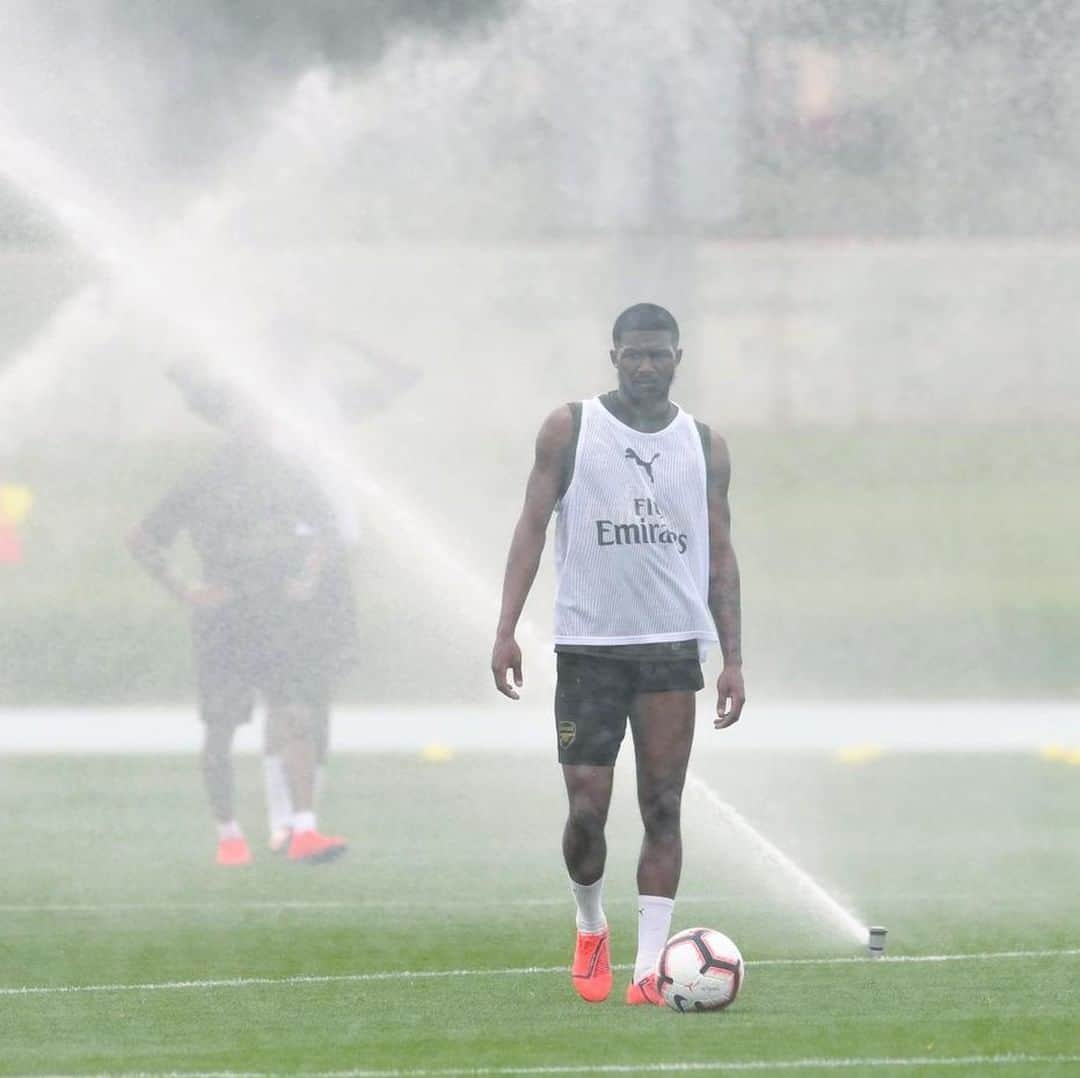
[553,396,718,651]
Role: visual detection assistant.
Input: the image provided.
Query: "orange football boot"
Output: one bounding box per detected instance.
[571,928,613,1002]
[216,836,252,866]
[625,972,665,1006]
[287,829,347,864]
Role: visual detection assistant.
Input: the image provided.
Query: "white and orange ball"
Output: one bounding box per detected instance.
[656,927,744,1013]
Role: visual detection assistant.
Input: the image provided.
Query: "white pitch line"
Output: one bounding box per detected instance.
[3,948,1077,998]
[62,1052,1080,1076]
[0,900,567,914]
[752,947,1080,967]
[0,896,724,914]
[0,964,570,998]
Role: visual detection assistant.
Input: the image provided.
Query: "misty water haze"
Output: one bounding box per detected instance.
[1,7,1078,1073]
[1,0,1077,710]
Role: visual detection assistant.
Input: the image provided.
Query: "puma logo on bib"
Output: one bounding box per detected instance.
[625,448,660,483]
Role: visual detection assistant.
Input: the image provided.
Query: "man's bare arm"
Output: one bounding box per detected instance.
[706,432,745,728]
[126,526,228,608]
[491,406,574,699]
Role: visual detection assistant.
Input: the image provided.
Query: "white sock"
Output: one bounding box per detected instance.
[293,810,316,834]
[634,895,675,981]
[570,876,607,934]
[216,820,243,841]
[263,755,293,833]
[314,764,326,804]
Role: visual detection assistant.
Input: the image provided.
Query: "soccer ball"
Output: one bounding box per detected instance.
[656,927,744,1013]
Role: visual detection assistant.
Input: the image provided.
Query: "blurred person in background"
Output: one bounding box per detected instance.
[128,365,356,865]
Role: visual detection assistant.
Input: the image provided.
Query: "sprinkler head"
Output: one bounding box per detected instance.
[868,926,888,957]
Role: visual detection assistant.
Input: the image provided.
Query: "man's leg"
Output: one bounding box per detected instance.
[263,731,294,852]
[267,697,346,864]
[312,697,331,803]
[202,720,239,824]
[268,703,316,812]
[562,764,614,890]
[265,699,329,850]
[627,689,696,999]
[197,645,255,866]
[563,764,615,932]
[631,690,696,897]
[555,651,632,1003]
[563,764,616,1002]
[201,720,255,866]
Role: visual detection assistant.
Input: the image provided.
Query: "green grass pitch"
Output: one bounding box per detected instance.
[0,745,1077,1076]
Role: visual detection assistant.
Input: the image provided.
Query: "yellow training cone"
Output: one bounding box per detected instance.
[0,485,32,524]
[421,742,455,763]
[837,745,884,765]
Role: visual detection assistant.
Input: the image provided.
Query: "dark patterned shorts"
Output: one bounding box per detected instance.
[554,651,704,766]
[192,607,336,726]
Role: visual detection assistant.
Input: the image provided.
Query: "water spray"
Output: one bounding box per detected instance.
[686,772,880,954]
[0,104,555,675]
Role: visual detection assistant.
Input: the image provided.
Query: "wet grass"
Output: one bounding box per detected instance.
[0,746,1077,1074]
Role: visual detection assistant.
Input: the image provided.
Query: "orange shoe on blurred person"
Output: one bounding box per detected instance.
[216,836,252,866]
[287,829,347,864]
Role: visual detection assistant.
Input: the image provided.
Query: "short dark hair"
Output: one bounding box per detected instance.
[612,303,679,346]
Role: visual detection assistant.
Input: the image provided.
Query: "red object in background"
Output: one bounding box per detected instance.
[0,521,22,564]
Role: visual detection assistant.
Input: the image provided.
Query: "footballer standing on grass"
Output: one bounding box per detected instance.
[491,303,745,1005]
[129,366,355,866]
